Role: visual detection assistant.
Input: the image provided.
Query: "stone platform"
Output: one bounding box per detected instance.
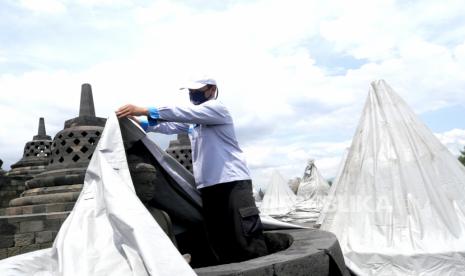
[0,212,68,259]
[195,229,349,276]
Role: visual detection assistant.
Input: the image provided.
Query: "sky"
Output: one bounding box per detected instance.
[1,0,465,191]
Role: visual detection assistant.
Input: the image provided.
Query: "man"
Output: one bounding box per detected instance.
[116,77,268,264]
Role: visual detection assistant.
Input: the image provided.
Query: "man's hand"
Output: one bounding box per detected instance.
[116,104,148,118]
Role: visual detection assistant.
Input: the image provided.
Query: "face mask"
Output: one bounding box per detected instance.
[189,91,209,105]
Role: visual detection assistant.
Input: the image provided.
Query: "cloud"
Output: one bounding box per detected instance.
[18,0,66,14]
[435,129,465,155]
[1,0,465,191]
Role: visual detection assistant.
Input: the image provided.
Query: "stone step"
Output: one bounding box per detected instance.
[21,184,83,197]
[6,202,76,215]
[9,191,80,207]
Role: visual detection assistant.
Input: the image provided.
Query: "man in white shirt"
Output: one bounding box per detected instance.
[116,78,268,264]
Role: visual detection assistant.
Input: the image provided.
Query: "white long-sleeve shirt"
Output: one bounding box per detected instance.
[141,100,251,189]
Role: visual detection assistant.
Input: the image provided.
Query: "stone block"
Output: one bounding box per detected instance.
[32,205,46,214]
[0,248,7,259]
[46,212,69,220]
[0,235,14,248]
[44,219,63,231]
[39,242,53,249]
[45,203,65,213]
[20,205,34,214]
[35,231,55,244]
[6,207,22,216]
[7,246,20,257]
[20,220,44,233]
[8,213,45,223]
[15,233,35,246]
[19,244,40,254]
[0,220,18,235]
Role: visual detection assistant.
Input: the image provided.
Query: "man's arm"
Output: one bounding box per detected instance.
[140,118,190,134]
[150,101,233,125]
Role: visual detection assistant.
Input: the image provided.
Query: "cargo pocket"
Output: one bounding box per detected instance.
[239,206,262,238]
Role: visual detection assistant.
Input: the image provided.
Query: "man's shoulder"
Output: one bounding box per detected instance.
[203,99,228,110]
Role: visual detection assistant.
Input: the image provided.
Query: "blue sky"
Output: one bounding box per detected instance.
[1,0,465,189]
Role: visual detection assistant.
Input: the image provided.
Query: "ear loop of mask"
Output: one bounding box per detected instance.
[215,87,219,99]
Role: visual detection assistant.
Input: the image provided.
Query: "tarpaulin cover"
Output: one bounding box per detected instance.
[288,160,330,223]
[260,170,297,217]
[0,114,196,276]
[318,80,465,275]
[0,114,305,275]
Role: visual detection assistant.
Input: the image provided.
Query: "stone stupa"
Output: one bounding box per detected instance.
[166,133,193,173]
[7,84,106,215]
[0,118,52,214]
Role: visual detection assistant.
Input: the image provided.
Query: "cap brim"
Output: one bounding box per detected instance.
[179,81,208,90]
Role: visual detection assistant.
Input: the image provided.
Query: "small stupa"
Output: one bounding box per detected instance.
[0,118,53,214]
[166,133,193,173]
[7,84,106,215]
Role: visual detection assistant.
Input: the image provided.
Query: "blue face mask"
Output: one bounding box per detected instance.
[189,91,209,105]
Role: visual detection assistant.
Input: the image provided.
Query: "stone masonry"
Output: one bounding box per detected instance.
[0,84,105,260]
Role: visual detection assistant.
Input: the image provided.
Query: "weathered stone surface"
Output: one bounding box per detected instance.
[15,233,35,246]
[19,244,40,254]
[0,212,70,259]
[0,235,14,248]
[44,219,64,231]
[166,134,193,173]
[39,242,53,249]
[7,84,105,217]
[0,220,17,235]
[9,117,52,171]
[20,220,44,233]
[195,229,349,276]
[7,246,20,257]
[35,231,55,244]
[0,248,7,259]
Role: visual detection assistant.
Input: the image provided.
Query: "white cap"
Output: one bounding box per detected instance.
[180,77,217,90]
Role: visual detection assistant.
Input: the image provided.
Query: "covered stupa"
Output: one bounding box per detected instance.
[260,170,297,217]
[318,80,465,275]
[7,84,106,215]
[288,159,330,223]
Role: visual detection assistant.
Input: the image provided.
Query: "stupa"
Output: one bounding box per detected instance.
[7,84,106,215]
[0,118,52,214]
[166,133,193,173]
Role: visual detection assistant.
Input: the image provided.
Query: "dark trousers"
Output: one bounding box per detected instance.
[200,180,268,264]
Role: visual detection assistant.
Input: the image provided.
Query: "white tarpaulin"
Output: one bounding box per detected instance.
[260,170,296,217]
[318,80,465,276]
[288,160,330,223]
[0,114,196,276]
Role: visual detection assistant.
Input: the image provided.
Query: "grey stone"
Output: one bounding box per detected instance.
[195,229,350,276]
[14,233,35,246]
[45,203,65,213]
[0,248,7,259]
[20,220,44,233]
[44,218,63,231]
[79,83,96,117]
[7,83,105,216]
[35,231,55,244]
[39,242,53,249]
[19,244,40,254]
[7,246,20,257]
[0,235,14,248]
[166,134,193,173]
[0,220,17,235]
[33,118,51,140]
